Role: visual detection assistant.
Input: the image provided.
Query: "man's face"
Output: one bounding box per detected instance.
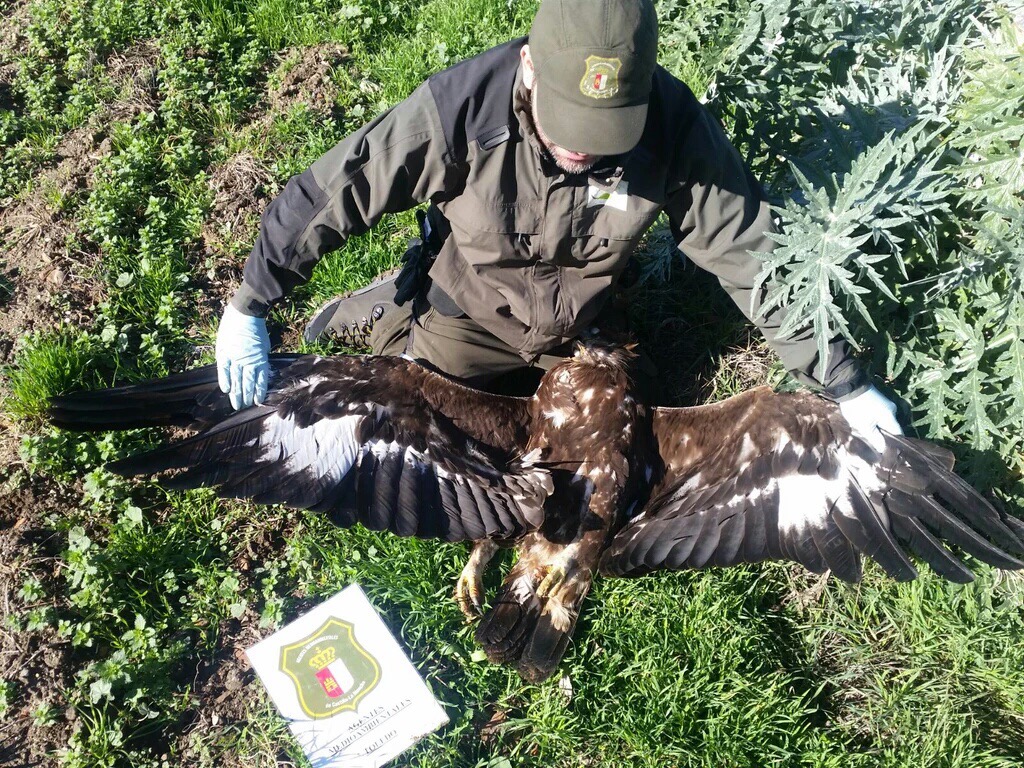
[520,45,601,175]
[528,91,600,174]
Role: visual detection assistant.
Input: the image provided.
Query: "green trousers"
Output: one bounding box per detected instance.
[369,297,574,391]
[368,290,657,400]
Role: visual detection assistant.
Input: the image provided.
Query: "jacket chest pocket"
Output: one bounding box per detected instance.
[568,204,662,269]
[442,195,543,262]
[568,147,667,255]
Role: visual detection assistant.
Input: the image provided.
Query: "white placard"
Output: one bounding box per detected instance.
[246,584,449,767]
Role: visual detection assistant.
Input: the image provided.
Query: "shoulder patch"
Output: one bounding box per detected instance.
[427,38,523,162]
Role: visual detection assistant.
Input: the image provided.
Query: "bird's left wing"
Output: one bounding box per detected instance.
[600,387,1024,582]
[49,354,549,542]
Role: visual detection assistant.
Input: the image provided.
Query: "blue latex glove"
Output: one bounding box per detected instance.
[216,304,270,410]
[838,385,902,453]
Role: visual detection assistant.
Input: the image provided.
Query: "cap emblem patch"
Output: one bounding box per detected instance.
[580,56,621,99]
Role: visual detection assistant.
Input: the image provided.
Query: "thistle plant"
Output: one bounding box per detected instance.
[700,0,1024,490]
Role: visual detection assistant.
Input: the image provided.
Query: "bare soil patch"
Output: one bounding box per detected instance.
[198,152,276,302]
[190,43,351,332]
[0,38,162,367]
[194,42,351,298]
[176,510,303,765]
[190,152,279,339]
[105,41,162,122]
[0,126,110,366]
[267,43,350,118]
[0,467,79,768]
[0,0,31,105]
[175,610,273,766]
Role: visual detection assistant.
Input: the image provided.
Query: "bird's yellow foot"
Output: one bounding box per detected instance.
[454,540,499,622]
[455,570,485,622]
[537,565,568,600]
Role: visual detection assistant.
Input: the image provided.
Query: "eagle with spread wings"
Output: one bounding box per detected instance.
[49,342,1024,682]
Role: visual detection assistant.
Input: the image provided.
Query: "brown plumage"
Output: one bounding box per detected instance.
[48,342,1024,682]
[475,344,648,680]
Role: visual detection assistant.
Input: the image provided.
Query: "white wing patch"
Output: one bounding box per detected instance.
[259,411,363,482]
[776,444,889,534]
[845,449,887,496]
[737,434,758,463]
[776,473,833,533]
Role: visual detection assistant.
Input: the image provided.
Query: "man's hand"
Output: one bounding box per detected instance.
[216,304,270,410]
[838,385,902,453]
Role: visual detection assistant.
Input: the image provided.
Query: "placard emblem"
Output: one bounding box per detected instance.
[279,617,381,719]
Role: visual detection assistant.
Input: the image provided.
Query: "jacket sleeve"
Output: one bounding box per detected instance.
[663,106,867,397]
[230,82,460,317]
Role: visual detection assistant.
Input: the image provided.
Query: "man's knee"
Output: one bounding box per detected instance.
[369,300,415,356]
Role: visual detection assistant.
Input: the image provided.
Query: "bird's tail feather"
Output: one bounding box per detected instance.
[48,355,304,432]
[476,566,540,666]
[476,561,583,683]
[516,610,578,684]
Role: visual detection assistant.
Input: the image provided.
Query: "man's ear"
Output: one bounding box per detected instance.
[520,44,535,90]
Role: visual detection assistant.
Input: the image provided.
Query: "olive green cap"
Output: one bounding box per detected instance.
[529,0,658,156]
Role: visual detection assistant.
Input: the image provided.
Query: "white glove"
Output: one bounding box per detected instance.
[838,385,902,453]
[215,304,270,410]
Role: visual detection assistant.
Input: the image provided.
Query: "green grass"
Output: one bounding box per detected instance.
[5,332,102,421]
[3,0,1024,766]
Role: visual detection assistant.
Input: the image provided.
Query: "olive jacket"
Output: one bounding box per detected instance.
[230,38,865,394]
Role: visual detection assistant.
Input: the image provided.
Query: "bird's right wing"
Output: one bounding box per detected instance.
[600,387,1024,582]
[50,354,549,542]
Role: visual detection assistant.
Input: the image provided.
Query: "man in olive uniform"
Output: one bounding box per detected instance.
[215,0,901,448]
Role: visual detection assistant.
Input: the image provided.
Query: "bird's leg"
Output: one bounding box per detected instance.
[536,546,578,603]
[455,540,499,622]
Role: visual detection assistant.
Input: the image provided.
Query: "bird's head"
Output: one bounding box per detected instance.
[570,338,639,371]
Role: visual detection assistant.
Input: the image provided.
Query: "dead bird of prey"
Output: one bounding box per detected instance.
[49,341,1024,682]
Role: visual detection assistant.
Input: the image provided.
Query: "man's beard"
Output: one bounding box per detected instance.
[528,89,600,175]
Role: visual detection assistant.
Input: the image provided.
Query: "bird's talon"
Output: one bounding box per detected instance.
[455,574,484,622]
[537,566,567,599]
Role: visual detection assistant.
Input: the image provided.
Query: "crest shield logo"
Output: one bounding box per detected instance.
[579,56,622,99]
[279,617,381,719]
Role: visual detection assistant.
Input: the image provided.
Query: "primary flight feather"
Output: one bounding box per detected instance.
[49,342,1024,682]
